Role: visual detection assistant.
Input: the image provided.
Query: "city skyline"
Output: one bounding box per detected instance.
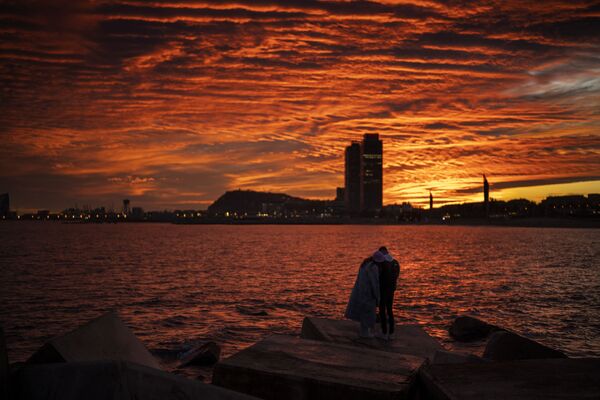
[1,1,599,212]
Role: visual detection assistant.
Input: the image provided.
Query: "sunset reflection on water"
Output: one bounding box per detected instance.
[1,223,598,372]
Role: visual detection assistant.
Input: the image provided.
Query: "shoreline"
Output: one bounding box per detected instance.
[2,217,599,229]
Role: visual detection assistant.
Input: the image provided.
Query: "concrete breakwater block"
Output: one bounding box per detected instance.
[483,330,567,361]
[179,341,221,367]
[431,350,485,365]
[301,317,443,359]
[213,334,425,400]
[1,325,8,399]
[27,311,161,370]
[11,360,260,400]
[419,358,600,399]
[449,316,501,342]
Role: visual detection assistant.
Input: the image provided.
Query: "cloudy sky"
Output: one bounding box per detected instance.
[1,0,599,211]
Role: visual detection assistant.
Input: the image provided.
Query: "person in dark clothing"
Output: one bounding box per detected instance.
[378,246,400,340]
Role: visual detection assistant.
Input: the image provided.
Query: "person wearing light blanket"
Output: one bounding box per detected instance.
[345,250,384,338]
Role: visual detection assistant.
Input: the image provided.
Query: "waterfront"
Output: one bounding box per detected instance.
[1,222,598,372]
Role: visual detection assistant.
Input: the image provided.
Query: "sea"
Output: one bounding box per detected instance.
[1,222,599,377]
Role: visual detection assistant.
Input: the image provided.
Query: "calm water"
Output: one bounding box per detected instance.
[1,222,599,373]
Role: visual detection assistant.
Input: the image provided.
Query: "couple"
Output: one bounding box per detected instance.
[345,246,400,340]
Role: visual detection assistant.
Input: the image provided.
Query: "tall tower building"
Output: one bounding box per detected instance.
[483,174,489,217]
[429,191,433,210]
[0,193,9,217]
[344,142,361,214]
[361,134,383,213]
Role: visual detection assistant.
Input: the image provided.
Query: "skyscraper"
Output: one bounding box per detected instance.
[0,193,9,217]
[361,134,383,213]
[429,191,433,210]
[483,174,489,217]
[344,142,361,214]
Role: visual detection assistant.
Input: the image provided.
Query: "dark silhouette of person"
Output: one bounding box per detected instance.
[378,246,400,340]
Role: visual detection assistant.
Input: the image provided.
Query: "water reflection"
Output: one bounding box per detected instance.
[0,223,598,370]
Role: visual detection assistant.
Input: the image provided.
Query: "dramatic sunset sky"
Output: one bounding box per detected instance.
[1,0,599,211]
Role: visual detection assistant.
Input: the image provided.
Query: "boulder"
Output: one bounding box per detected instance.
[301,317,444,359]
[1,325,8,399]
[213,334,425,400]
[27,311,161,370]
[483,330,567,361]
[179,342,221,367]
[11,360,260,400]
[419,358,600,400]
[431,350,486,365]
[449,316,500,342]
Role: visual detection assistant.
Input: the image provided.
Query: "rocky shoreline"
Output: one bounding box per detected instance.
[2,311,599,399]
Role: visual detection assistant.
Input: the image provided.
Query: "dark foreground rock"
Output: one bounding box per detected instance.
[431,350,486,365]
[213,334,424,400]
[11,360,259,400]
[483,330,567,361]
[448,316,500,342]
[27,311,161,370]
[180,342,221,367]
[419,358,600,399]
[301,317,443,359]
[1,325,8,399]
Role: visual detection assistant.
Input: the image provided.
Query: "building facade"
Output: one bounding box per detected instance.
[0,193,9,217]
[344,134,383,215]
[361,134,383,213]
[344,142,362,214]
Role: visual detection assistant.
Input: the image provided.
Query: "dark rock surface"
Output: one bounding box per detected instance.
[431,350,486,365]
[301,317,444,360]
[235,306,268,316]
[419,358,600,399]
[11,360,259,400]
[213,334,424,400]
[27,311,161,370]
[1,325,8,400]
[449,316,500,342]
[483,330,567,361]
[180,342,221,367]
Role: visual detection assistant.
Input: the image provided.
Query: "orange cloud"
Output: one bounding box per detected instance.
[1,0,599,210]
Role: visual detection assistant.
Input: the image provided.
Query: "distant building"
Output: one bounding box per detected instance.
[429,192,433,210]
[123,199,130,214]
[483,175,489,217]
[344,142,361,214]
[131,207,144,219]
[0,193,8,217]
[361,134,383,213]
[335,187,345,203]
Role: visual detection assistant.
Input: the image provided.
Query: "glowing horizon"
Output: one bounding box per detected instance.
[1,1,599,211]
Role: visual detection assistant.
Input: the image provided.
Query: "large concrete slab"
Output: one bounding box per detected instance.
[419,358,600,400]
[1,325,8,399]
[213,334,425,400]
[27,311,161,370]
[301,317,444,359]
[483,330,567,360]
[11,360,260,400]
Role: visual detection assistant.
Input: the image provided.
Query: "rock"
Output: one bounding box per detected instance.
[11,360,260,400]
[27,311,161,370]
[179,342,221,367]
[431,350,486,365]
[301,317,444,359]
[235,306,268,316]
[1,325,8,400]
[419,358,600,400]
[213,334,425,400]
[449,316,500,342]
[483,330,567,361]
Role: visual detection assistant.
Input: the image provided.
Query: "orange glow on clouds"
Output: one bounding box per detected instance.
[1,0,599,210]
